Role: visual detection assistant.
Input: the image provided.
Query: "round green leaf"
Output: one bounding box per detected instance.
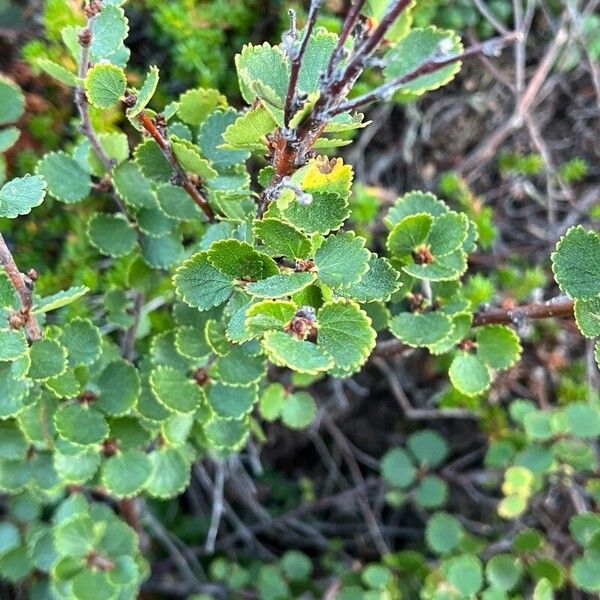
[207,382,258,419]
[486,554,523,592]
[150,366,203,414]
[28,338,67,381]
[407,430,448,468]
[389,311,453,347]
[54,404,109,446]
[449,353,490,396]
[315,231,370,289]
[60,318,101,368]
[0,175,47,219]
[87,213,137,257]
[565,402,600,438]
[90,4,129,60]
[445,554,483,597]
[173,252,234,311]
[476,325,522,370]
[102,449,152,498]
[204,415,250,450]
[262,331,333,374]
[317,299,375,375]
[380,447,415,489]
[551,226,600,299]
[0,76,24,126]
[145,447,190,498]
[36,151,91,204]
[280,391,316,429]
[425,512,463,554]
[96,360,140,415]
[413,475,447,508]
[0,329,28,361]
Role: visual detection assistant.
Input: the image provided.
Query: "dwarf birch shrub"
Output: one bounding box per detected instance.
[0,0,599,598]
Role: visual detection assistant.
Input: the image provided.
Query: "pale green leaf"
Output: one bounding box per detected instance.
[90,5,129,61]
[33,286,89,314]
[389,311,453,347]
[383,27,463,95]
[177,88,227,126]
[126,65,159,118]
[36,58,78,86]
[281,391,316,429]
[0,175,46,219]
[262,331,333,374]
[150,366,203,414]
[84,63,126,109]
[449,353,490,396]
[317,299,375,375]
[246,272,316,298]
[315,231,370,289]
[0,76,24,126]
[102,449,152,498]
[551,226,600,299]
[476,325,522,370]
[36,152,91,203]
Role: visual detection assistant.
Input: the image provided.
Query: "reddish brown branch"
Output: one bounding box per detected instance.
[472,295,574,326]
[138,112,215,221]
[0,233,42,341]
[373,295,575,357]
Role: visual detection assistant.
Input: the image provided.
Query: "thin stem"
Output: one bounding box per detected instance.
[0,233,42,341]
[284,0,323,126]
[332,0,412,96]
[75,22,115,174]
[373,295,575,358]
[204,460,225,553]
[330,33,518,117]
[137,112,215,221]
[472,295,574,326]
[325,0,368,79]
[121,292,144,361]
